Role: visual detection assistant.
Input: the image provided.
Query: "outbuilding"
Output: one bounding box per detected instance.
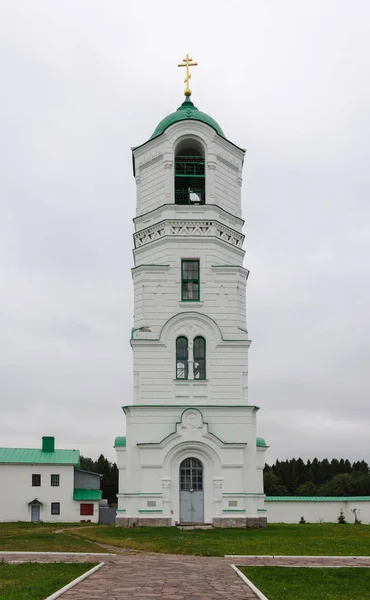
[0,436,102,522]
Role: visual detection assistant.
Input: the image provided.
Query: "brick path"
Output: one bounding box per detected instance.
[2,552,370,599]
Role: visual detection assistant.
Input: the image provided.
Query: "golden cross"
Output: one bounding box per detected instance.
[178,54,198,96]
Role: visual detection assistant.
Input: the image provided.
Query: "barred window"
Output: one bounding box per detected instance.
[180,457,203,491]
[51,502,60,515]
[176,336,188,380]
[51,474,59,487]
[181,260,199,301]
[193,336,206,380]
[32,474,41,486]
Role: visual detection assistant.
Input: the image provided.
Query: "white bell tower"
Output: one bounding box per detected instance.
[115,57,268,527]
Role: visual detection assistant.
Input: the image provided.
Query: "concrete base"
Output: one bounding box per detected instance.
[116,517,172,527]
[213,517,267,528]
[246,517,267,528]
[213,517,247,528]
[116,516,267,528]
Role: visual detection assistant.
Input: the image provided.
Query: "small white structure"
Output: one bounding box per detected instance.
[115,72,268,527]
[0,436,101,522]
[266,496,370,524]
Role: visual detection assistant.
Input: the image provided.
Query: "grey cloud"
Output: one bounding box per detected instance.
[0,0,369,463]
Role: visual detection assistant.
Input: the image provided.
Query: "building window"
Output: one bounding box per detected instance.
[176,336,188,379]
[51,502,60,515]
[181,260,199,301]
[174,141,205,205]
[193,336,206,380]
[32,474,41,487]
[80,503,94,516]
[51,474,60,487]
[180,457,203,491]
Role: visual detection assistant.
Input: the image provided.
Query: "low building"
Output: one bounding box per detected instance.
[0,436,102,522]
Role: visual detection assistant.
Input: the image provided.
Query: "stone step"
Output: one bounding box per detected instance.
[177,523,214,530]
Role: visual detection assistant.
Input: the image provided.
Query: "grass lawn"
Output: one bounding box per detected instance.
[72,523,370,556]
[0,562,98,600]
[238,567,370,600]
[0,522,107,553]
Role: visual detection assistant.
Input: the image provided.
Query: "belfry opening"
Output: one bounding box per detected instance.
[174,140,205,205]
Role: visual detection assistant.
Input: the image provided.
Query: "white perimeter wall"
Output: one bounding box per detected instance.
[266,500,370,524]
[0,464,99,523]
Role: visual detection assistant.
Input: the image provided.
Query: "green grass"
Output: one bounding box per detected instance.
[0,562,97,600]
[0,522,108,553]
[71,523,370,556]
[238,567,370,600]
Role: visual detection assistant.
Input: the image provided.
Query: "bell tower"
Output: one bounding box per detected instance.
[115,57,268,527]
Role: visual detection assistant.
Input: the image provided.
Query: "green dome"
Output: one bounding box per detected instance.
[256,437,268,448]
[114,436,126,448]
[150,96,225,140]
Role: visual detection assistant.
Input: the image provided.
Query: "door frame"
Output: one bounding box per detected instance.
[30,504,41,522]
[179,457,204,524]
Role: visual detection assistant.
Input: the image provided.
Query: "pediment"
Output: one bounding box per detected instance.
[137,408,246,450]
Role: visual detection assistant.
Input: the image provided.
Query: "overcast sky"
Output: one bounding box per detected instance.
[1,1,369,464]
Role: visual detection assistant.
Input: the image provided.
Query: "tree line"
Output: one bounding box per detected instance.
[79,454,370,501]
[80,454,118,504]
[264,458,370,496]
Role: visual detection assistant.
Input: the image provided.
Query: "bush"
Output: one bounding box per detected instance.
[337,509,347,524]
[351,508,361,524]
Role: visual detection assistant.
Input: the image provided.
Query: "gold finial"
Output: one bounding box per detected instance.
[178,53,198,96]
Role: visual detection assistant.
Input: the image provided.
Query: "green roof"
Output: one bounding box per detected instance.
[0,448,80,466]
[265,496,370,502]
[114,436,126,448]
[256,437,268,447]
[149,96,225,140]
[73,489,102,501]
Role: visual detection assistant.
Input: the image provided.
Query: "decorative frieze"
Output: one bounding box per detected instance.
[134,220,244,249]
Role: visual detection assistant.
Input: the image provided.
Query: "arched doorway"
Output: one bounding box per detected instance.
[179,457,204,523]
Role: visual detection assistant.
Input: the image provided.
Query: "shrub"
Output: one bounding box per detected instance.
[337,509,347,524]
[351,508,361,524]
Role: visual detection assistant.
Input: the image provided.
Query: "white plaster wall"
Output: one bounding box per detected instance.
[116,406,266,524]
[134,204,244,234]
[116,111,269,525]
[132,249,248,336]
[266,500,370,524]
[0,464,99,523]
[133,121,245,219]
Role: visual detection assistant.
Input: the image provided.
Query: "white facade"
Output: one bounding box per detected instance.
[0,464,100,523]
[265,498,370,524]
[116,95,267,527]
[0,438,101,523]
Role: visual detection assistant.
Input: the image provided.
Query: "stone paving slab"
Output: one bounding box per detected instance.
[0,553,258,599]
[2,552,370,599]
[61,554,258,600]
[234,556,370,567]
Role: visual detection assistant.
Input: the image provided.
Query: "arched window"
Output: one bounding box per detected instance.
[193,336,206,380]
[180,457,203,491]
[174,140,205,205]
[176,336,188,379]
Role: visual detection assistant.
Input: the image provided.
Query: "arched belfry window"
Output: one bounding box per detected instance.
[193,336,206,380]
[174,140,205,205]
[176,336,188,379]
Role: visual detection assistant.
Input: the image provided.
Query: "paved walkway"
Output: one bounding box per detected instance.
[3,552,370,599]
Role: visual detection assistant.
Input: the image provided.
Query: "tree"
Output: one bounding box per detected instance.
[323,474,352,496]
[79,456,95,472]
[263,472,289,496]
[295,481,319,496]
[78,454,118,504]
